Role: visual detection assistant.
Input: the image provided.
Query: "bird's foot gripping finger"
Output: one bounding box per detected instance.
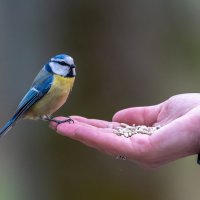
[50,118,74,124]
[42,115,74,124]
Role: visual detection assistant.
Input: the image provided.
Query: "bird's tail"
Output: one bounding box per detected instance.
[0,117,18,136]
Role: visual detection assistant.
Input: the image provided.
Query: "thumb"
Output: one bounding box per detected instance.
[112,105,161,126]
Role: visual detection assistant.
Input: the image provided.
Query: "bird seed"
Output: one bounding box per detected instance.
[113,123,161,138]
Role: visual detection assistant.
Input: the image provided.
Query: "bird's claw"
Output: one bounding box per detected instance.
[50,118,74,125]
[42,115,74,124]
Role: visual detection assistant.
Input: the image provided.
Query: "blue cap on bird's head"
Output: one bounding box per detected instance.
[53,54,68,59]
[46,54,76,77]
[50,54,76,67]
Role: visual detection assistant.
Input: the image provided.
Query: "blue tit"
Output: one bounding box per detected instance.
[0,54,76,136]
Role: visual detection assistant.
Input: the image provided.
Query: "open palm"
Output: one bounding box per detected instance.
[50,93,200,168]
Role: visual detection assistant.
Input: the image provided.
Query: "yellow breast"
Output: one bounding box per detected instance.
[25,75,75,119]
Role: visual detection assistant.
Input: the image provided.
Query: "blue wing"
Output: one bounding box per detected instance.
[0,67,53,136]
[18,67,53,109]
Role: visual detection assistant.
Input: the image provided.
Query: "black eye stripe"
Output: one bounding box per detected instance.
[53,60,69,66]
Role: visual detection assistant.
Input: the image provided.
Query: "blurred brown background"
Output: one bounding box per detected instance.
[0,0,200,199]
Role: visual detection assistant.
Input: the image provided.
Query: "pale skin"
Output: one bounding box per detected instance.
[50,93,200,168]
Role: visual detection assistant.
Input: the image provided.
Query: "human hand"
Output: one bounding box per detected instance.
[50,93,200,168]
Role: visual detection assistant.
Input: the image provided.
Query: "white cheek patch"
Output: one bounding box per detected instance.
[49,62,69,76]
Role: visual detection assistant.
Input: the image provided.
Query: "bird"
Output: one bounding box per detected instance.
[0,54,76,136]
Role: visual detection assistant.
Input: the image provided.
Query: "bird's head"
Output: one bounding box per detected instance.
[45,54,76,77]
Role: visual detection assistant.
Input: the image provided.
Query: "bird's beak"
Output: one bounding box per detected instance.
[71,64,76,68]
[71,65,76,76]
[72,68,76,76]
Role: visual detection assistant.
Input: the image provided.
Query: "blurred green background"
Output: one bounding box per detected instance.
[0,0,200,199]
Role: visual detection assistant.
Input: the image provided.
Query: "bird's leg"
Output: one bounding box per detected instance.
[41,115,74,124]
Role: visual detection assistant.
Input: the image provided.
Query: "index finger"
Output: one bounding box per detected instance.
[51,120,135,156]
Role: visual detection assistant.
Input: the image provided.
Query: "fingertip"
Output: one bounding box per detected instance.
[56,122,78,137]
[112,109,129,123]
[49,116,77,131]
[49,117,60,130]
[112,111,118,122]
[49,121,57,130]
